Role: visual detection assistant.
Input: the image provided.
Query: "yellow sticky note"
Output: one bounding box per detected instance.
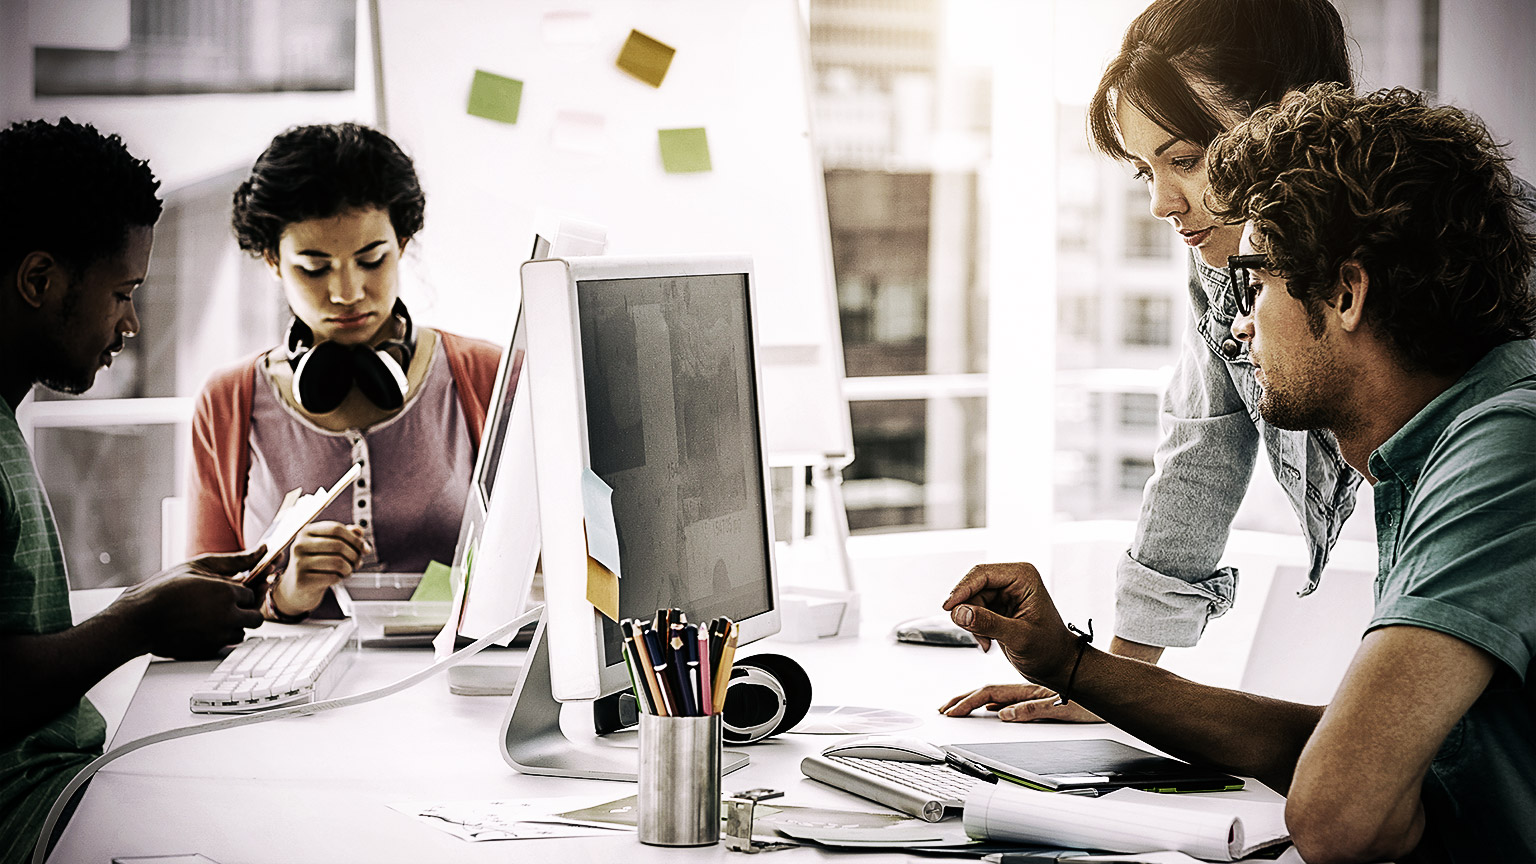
[616,29,675,87]
[410,560,454,603]
[658,127,711,174]
[587,556,620,622]
[467,69,523,124]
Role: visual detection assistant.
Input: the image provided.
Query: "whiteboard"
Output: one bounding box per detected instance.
[376,0,852,462]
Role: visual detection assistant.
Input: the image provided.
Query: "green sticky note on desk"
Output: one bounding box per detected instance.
[410,560,454,603]
[467,69,523,124]
[616,29,675,87]
[658,127,711,173]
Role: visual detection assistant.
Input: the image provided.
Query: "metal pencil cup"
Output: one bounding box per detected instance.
[637,712,722,846]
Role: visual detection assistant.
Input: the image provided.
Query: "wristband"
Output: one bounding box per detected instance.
[1053,618,1094,706]
[260,575,310,624]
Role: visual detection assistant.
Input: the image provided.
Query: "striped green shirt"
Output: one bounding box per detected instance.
[0,399,104,864]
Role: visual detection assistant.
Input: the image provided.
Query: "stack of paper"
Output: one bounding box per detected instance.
[963,784,1288,862]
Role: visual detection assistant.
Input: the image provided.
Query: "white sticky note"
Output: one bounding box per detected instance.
[542,10,598,45]
[551,110,607,156]
[580,468,621,579]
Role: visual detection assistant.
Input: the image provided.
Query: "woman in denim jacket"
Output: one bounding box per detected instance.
[943,0,1362,721]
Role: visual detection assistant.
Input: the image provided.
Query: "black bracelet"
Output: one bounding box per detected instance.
[1053,619,1094,706]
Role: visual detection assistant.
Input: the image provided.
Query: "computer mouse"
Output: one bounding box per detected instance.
[821,735,947,763]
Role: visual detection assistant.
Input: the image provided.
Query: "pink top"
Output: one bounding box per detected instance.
[244,337,474,572]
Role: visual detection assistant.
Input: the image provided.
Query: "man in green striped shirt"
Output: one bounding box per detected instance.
[0,119,267,864]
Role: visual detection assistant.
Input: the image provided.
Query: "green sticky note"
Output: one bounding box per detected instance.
[467,69,523,124]
[411,560,454,603]
[616,29,675,87]
[658,127,711,173]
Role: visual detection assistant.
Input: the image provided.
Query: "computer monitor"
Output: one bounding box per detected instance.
[435,308,540,654]
[501,254,781,780]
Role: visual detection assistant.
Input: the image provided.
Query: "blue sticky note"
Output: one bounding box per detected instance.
[581,468,621,579]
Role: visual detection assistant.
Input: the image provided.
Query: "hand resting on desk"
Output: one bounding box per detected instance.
[939,682,1102,723]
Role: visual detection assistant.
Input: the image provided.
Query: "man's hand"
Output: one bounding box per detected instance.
[270,521,368,617]
[107,548,269,660]
[939,682,1104,722]
[941,562,1079,689]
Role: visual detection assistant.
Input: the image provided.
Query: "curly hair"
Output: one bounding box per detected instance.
[1089,0,1352,161]
[231,123,425,261]
[0,118,162,278]
[1206,84,1536,374]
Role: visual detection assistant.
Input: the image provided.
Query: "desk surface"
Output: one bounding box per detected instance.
[53,615,1282,864]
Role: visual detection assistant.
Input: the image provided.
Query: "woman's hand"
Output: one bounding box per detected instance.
[939,682,1104,723]
[269,521,368,616]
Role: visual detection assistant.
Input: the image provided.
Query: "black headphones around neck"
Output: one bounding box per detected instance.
[286,299,417,413]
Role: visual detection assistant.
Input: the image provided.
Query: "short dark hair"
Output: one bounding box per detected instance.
[1088,0,1353,161]
[231,123,425,261]
[1206,84,1536,374]
[0,118,162,278]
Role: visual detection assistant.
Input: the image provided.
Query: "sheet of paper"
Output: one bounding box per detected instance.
[389,797,629,842]
[433,542,471,661]
[246,463,360,579]
[466,69,523,124]
[554,794,638,828]
[410,560,454,603]
[756,806,959,846]
[963,781,1266,861]
[658,127,711,173]
[615,28,675,87]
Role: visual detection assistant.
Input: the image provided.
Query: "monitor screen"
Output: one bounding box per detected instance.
[576,273,774,669]
[475,321,526,504]
[443,308,539,646]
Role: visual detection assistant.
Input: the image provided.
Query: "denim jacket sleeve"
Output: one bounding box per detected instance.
[1114,260,1258,647]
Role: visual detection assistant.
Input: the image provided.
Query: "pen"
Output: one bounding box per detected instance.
[683,623,701,715]
[980,851,1093,863]
[696,624,713,715]
[625,619,666,716]
[944,752,998,784]
[621,642,653,715]
[643,626,678,716]
[708,617,726,684]
[669,627,698,716]
[711,619,738,714]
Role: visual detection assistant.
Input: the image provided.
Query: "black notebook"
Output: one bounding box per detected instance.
[947,738,1243,794]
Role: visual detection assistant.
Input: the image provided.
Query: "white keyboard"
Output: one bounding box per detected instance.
[800,753,985,822]
[189,620,358,714]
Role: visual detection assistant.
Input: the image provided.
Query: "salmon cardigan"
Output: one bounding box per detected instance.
[187,330,501,555]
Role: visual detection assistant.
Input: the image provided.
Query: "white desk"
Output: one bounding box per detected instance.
[51,617,1283,863]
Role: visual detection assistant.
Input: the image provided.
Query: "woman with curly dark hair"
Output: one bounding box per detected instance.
[187,123,501,621]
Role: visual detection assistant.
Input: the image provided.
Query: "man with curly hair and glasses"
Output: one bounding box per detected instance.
[0,119,268,864]
[942,85,1536,862]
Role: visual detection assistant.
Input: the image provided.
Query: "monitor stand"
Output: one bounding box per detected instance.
[499,611,749,780]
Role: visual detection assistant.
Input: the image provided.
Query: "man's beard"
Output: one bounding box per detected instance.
[1254,342,1348,434]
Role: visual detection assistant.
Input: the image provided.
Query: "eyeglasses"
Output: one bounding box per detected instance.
[1226,253,1270,317]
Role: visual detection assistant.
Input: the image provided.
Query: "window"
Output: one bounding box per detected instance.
[1121,295,1173,347]
[34,0,354,96]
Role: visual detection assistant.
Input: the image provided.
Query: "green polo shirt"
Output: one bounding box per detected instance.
[0,399,105,864]
[1368,338,1536,861]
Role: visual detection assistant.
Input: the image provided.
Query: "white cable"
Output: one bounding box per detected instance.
[32,607,542,864]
